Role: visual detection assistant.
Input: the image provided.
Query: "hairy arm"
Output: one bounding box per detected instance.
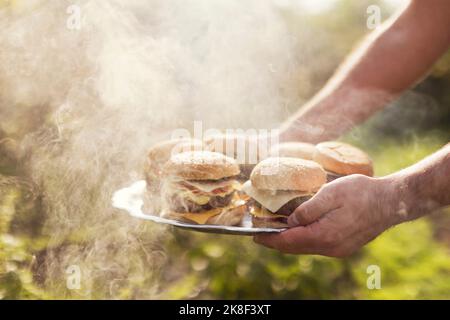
[280,0,450,143]
[386,143,450,223]
[255,144,450,257]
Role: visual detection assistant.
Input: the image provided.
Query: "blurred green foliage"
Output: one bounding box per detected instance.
[1,0,449,300]
[0,187,49,299]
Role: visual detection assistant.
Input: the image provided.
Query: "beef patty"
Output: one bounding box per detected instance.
[168,192,234,213]
[254,195,312,216]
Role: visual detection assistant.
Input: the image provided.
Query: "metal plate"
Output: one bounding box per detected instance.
[112,180,285,235]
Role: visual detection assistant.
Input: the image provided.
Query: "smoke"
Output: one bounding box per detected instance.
[0,0,324,298]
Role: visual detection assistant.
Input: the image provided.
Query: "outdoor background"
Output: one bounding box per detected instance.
[0,0,449,299]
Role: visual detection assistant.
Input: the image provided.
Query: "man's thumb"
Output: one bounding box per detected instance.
[288,188,340,226]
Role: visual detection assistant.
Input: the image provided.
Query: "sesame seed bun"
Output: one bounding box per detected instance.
[251,216,289,229]
[314,141,373,176]
[145,138,204,174]
[250,157,326,192]
[144,138,204,190]
[163,151,240,180]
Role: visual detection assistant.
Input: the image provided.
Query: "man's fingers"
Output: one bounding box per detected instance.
[288,185,342,227]
[254,223,327,254]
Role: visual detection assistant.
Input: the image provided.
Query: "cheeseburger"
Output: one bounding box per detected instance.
[144,138,204,191]
[242,157,326,228]
[161,151,245,226]
[313,141,373,182]
[143,138,204,212]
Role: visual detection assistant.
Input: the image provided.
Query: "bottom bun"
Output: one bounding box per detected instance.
[251,216,289,229]
[207,205,247,226]
[162,204,246,226]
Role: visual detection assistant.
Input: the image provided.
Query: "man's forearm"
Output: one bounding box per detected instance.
[384,144,450,224]
[280,0,450,143]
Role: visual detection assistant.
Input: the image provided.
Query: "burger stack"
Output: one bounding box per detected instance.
[144,136,373,229]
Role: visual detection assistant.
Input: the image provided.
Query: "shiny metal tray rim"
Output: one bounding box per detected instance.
[112,180,285,235]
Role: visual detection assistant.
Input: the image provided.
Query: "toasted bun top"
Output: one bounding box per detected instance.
[270,142,316,160]
[164,151,240,180]
[145,138,204,178]
[314,141,373,176]
[250,157,326,192]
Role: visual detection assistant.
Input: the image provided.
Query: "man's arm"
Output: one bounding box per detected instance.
[280,0,450,143]
[254,144,450,257]
[386,143,450,223]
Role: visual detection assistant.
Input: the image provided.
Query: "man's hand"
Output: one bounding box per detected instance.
[254,175,401,257]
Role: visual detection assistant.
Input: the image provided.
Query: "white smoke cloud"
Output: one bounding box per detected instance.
[0,0,329,298]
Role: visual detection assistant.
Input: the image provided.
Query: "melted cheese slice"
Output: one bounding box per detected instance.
[178,190,211,205]
[184,179,240,192]
[176,198,246,225]
[251,206,286,219]
[181,208,222,224]
[242,180,310,213]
